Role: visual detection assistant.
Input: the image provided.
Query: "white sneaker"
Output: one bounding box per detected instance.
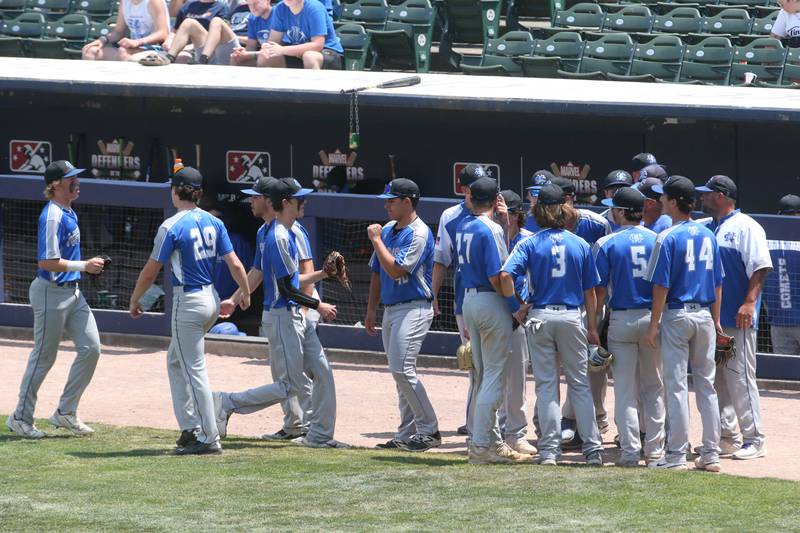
[720,439,742,457]
[6,416,45,439]
[212,392,231,439]
[694,457,721,472]
[652,460,688,470]
[507,438,538,455]
[48,411,93,435]
[732,443,767,460]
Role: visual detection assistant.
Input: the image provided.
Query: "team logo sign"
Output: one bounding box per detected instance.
[10,140,51,173]
[227,150,271,183]
[91,138,141,179]
[452,162,500,196]
[312,148,364,192]
[550,161,597,205]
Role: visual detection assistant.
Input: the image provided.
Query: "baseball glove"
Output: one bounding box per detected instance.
[323,251,351,291]
[715,332,736,367]
[588,345,613,373]
[456,341,473,371]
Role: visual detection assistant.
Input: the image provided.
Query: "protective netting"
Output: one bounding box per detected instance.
[0,199,166,313]
[760,240,800,356]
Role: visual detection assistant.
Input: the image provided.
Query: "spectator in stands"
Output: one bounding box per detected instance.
[257,0,344,70]
[773,0,800,47]
[765,194,800,355]
[81,0,169,62]
[231,0,274,66]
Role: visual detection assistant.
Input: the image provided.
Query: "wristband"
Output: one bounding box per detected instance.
[504,295,520,314]
[65,260,87,272]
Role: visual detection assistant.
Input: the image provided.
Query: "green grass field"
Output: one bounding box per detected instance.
[2,416,799,532]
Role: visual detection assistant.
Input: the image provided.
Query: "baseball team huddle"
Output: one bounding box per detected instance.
[5,154,775,471]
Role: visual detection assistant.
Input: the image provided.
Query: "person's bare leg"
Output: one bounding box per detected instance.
[257,50,286,67]
[169,19,208,58]
[201,17,235,57]
[302,50,323,70]
[82,44,124,61]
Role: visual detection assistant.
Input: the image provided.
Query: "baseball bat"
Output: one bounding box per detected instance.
[388,154,397,180]
[195,144,201,172]
[340,76,421,94]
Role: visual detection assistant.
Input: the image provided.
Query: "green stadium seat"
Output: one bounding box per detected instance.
[521,30,583,77]
[751,4,778,17]
[601,4,654,33]
[559,32,634,79]
[777,47,800,86]
[652,6,702,33]
[437,0,505,69]
[22,35,66,56]
[368,0,435,72]
[461,30,535,75]
[0,0,26,18]
[729,36,785,84]
[336,22,371,70]
[0,34,24,55]
[656,0,717,13]
[741,10,777,39]
[607,33,684,81]
[45,13,89,48]
[552,2,604,31]
[339,0,388,30]
[73,0,115,20]
[679,35,733,84]
[506,0,550,32]
[699,8,752,35]
[25,0,71,20]
[88,16,114,39]
[0,11,45,37]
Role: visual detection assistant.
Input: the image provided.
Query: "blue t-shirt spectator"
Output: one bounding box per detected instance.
[270,0,343,53]
[175,0,227,30]
[247,11,273,44]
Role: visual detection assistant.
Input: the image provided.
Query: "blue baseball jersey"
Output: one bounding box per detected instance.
[503,228,600,307]
[643,214,672,234]
[262,221,301,309]
[509,228,533,301]
[594,225,657,310]
[707,210,772,328]
[434,202,471,314]
[575,208,612,245]
[37,201,82,284]
[151,208,234,289]
[369,217,434,305]
[213,231,253,299]
[456,214,508,290]
[524,216,540,233]
[270,0,343,53]
[765,240,800,326]
[645,220,723,306]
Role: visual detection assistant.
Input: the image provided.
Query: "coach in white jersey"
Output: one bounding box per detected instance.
[595,187,665,466]
[130,167,251,455]
[7,161,106,439]
[365,178,440,452]
[697,175,772,460]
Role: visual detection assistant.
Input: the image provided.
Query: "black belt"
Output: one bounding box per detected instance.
[386,298,433,307]
[532,304,579,310]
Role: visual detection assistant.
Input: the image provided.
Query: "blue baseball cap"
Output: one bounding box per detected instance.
[209,322,246,336]
[526,170,555,197]
[378,178,420,199]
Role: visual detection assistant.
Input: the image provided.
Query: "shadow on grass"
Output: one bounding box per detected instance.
[0,434,74,442]
[68,448,174,458]
[369,454,461,467]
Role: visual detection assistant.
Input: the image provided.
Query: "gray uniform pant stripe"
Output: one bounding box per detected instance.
[717,326,765,447]
[14,278,100,424]
[382,301,437,440]
[660,308,720,464]
[498,326,529,442]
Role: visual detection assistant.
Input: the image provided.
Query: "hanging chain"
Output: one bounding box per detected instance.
[348,91,360,150]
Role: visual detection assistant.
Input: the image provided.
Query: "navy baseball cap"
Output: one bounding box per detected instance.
[469,177,499,202]
[604,170,633,189]
[779,194,800,214]
[271,177,313,201]
[632,152,658,171]
[242,176,278,196]
[636,177,665,201]
[459,164,488,187]
[500,190,524,212]
[537,183,566,205]
[696,175,737,199]
[526,170,555,197]
[171,166,204,189]
[550,176,575,196]
[45,160,84,184]
[378,178,420,199]
[638,164,667,181]
[601,187,645,210]
[652,175,695,201]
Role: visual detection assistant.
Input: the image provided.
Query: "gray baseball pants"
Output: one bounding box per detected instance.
[498,325,529,442]
[167,285,220,444]
[660,306,720,465]
[607,308,665,461]
[382,300,437,440]
[12,277,100,424]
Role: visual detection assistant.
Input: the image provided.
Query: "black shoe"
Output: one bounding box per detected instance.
[176,428,199,447]
[614,434,621,448]
[457,425,469,436]
[261,429,306,441]
[375,439,404,449]
[174,440,222,455]
[401,431,442,452]
[562,432,584,450]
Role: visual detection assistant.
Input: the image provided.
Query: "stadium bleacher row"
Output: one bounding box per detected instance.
[0,0,797,86]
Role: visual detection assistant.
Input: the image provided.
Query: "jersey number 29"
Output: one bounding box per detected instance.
[190,226,217,260]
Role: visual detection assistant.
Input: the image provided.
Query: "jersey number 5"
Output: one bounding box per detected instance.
[190,226,217,260]
[630,245,647,279]
[685,237,713,272]
[456,233,473,265]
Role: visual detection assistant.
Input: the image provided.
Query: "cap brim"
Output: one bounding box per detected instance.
[292,188,313,198]
[241,188,261,196]
[651,184,664,195]
[600,198,616,208]
[695,186,714,193]
[525,185,542,191]
[63,168,85,178]
[377,193,399,199]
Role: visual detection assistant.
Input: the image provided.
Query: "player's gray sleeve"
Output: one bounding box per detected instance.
[150,226,169,262]
[44,220,61,259]
[398,232,427,273]
[491,226,509,262]
[292,224,312,262]
[433,214,453,266]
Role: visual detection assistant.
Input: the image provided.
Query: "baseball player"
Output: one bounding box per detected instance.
[697,175,772,460]
[595,187,665,467]
[501,182,603,466]
[497,189,538,454]
[645,175,723,472]
[431,164,485,436]
[599,170,634,231]
[633,169,673,234]
[214,176,318,441]
[7,161,105,439]
[631,152,658,182]
[364,178,440,452]
[458,177,529,464]
[129,166,251,455]
[765,195,800,355]
[523,170,555,233]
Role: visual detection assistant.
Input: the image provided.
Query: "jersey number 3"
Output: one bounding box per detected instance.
[685,237,713,272]
[190,226,217,260]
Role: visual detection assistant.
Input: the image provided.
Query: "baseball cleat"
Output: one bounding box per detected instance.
[48,410,93,435]
[537,456,558,466]
[615,456,640,468]
[261,429,306,441]
[176,428,199,447]
[597,418,610,435]
[507,438,538,455]
[299,438,350,449]
[400,432,442,452]
[457,425,469,436]
[375,439,405,449]
[732,443,767,460]
[561,432,584,450]
[174,440,222,456]
[469,442,531,465]
[212,392,232,439]
[6,416,45,439]
[694,457,721,472]
[560,418,576,443]
[693,439,741,457]
[586,451,604,467]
